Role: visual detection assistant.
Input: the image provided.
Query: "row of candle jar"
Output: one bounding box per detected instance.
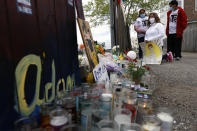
[79,87,140,131]
[13,83,103,131]
[14,82,173,131]
[14,82,135,131]
[136,98,174,131]
[80,81,173,131]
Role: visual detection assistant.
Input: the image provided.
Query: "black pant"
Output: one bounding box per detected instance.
[167,34,182,58]
[138,37,144,59]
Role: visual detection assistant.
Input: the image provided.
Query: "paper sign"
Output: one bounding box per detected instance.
[140,39,162,64]
[17,0,32,15]
[93,63,109,82]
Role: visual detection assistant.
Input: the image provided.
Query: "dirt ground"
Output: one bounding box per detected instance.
[149,52,197,131]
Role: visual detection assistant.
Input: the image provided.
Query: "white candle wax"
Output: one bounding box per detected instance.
[142,123,160,131]
[157,112,173,122]
[115,114,131,131]
[157,112,173,131]
[50,116,68,126]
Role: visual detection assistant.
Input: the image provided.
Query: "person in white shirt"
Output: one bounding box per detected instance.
[166,0,187,61]
[145,13,165,46]
[144,13,165,64]
[134,9,148,59]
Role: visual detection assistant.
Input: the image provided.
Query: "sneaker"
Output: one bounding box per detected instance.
[139,87,149,92]
[176,57,180,61]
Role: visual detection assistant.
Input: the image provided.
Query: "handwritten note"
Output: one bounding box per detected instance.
[93,63,109,82]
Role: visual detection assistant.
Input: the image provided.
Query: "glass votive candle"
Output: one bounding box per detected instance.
[62,95,77,123]
[97,119,114,128]
[156,107,173,131]
[14,117,38,131]
[122,79,132,89]
[142,115,161,131]
[91,110,110,126]
[114,109,132,131]
[71,87,83,96]
[97,120,115,131]
[87,89,100,100]
[60,124,81,131]
[110,72,119,83]
[40,103,55,129]
[81,83,91,93]
[49,107,69,131]
[138,99,152,115]
[99,93,113,111]
[95,81,106,89]
[80,100,98,131]
[122,92,137,122]
[136,99,152,124]
[120,123,142,131]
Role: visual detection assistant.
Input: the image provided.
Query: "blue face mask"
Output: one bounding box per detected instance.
[140,14,145,18]
[169,7,174,11]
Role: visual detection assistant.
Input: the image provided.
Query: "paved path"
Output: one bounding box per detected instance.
[150,52,197,131]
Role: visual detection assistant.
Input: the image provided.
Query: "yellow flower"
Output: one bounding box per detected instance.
[86,72,94,83]
[119,53,124,60]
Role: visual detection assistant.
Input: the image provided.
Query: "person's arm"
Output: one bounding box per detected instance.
[166,11,170,36]
[144,31,149,42]
[134,25,146,33]
[134,19,146,33]
[181,9,187,30]
[156,23,165,39]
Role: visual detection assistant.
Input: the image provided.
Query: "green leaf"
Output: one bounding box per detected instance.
[84,0,168,27]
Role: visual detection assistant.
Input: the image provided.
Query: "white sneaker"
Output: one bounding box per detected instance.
[176,57,180,61]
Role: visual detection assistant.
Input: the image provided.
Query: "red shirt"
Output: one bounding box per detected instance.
[166,7,187,38]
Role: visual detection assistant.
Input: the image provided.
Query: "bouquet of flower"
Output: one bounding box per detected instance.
[112,45,120,55]
[95,44,105,55]
[127,62,148,84]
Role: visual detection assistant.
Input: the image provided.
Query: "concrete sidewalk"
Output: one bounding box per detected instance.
[150,52,197,131]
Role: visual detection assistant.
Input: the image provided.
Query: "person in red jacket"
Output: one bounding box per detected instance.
[166,0,187,60]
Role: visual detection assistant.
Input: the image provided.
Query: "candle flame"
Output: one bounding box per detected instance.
[128,100,132,105]
[143,103,147,108]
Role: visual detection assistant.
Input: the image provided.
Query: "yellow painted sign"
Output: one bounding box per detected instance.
[77,18,99,70]
[15,54,75,116]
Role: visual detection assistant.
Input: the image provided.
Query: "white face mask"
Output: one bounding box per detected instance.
[149,18,155,24]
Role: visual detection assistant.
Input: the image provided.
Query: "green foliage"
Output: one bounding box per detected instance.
[84,0,110,27]
[127,62,147,81]
[84,0,168,27]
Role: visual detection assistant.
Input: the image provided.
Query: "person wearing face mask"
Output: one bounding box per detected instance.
[166,0,187,61]
[134,9,148,59]
[145,13,165,47]
[143,13,165,64]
